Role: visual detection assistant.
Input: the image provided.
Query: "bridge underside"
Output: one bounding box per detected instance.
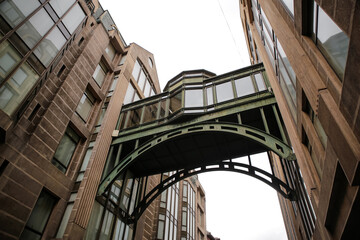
[131,131,278,177]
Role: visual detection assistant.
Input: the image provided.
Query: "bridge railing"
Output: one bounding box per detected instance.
[116,64,269,132]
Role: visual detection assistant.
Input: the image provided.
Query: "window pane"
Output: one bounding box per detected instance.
[62,3,85,34]
[169,92,182,113]
[21,191,57,238]
[235,76,255,97]
[216,81,234,103]
[34,27,66,67]
[143,79,151,97]
[254,73,266,91]
[105,44,116,61]
[281,0,294,16]
[0,62,39,116]
[76,91,94,121]
[317,6,349,79]
[53,131,77,171]
[119,54,127,65]
[185,89,203,108]
[0,0,40,28]
[93,63,106,86]
[55,203,74,238]
[49,0,75,18]
[132,60,141,79]
[143,103,158,123]
[17,8,54,49]
[157,221,164,239]
[206,87,213,105]
[137,71,146,90]
[123,83,135,104]
[0,40,22,83]
[100,210,114,240]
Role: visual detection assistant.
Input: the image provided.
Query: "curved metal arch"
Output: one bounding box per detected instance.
[127,161,296,224]
[98,122,293,195]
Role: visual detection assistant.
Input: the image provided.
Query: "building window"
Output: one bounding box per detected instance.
[105,43,116,61]
[119,54,127,65]
[312,2,349,80]
[181,181,195,240]
[281,0,294,16]
[56,192,77,238]
[52,127,80,173]
[76,89,95,122]
[20,190,57,240]
[131,59,155,97]
[92,62,107,87]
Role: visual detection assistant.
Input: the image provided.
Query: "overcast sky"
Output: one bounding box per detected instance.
[99,0,287,239]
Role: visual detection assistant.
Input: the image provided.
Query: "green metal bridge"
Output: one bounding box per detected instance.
[97,63,311,226]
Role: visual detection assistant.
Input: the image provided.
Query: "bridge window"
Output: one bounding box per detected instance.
[185,89,203,108]
[216,81,234,103]
[254,73,266,91]
[206,86,214,105]
[169,91,182,114]
[235,75,255,97]
[127,107,142,128]
[143,102,159,124]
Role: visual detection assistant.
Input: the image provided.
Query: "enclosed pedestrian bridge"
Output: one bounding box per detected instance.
[97,63,313,226]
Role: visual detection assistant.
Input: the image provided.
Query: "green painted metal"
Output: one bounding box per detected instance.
[98,122,292,195]
[112,95,277,145]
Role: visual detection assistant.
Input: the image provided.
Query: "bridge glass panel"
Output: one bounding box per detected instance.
[216,81,234,103]
[127,107,142,128]
[169,92,182,114]
[234,75,255,97]
[185,89,203,108]
[254,73,266,91]
[142,102,159,124]
[206,86,213,105]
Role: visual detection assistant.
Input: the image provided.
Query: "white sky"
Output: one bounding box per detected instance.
[99,0,287,239]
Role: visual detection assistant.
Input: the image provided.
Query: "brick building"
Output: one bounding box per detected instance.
[240,0,360,239]
[0,1,207,239]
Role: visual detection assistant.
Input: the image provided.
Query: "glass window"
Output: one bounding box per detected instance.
[216,81,234,103]
[0,0,40,28]
[185,89,203,108]
[34,27,66,67]
[85,202,104,240]
[0,62,39,116]
[315,3,349,79]
[123,83,135,104]
[55,202,74,238]
[235,76,255,97]
[49,0,75,18]
[62,3,85,34]
[119,54,127,65]
[137,71,146,90]
[16,8,54,49]
[0,40,22,83]
[52,127,80,173]
[92,63,107,87]
[142,102,158,124]
[281,0,294,16]
[127,107,142,128]
[76,89,95,121]
[169,92,182,113]
[254,73,266,91]
[132,60,141,79]
[105,43,116,61]
[206,86,213,105]
[20,190,57,240]
[143,79,151,97]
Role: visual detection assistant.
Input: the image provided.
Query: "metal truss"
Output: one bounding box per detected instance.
[127,159,296,224]
[98,122,293,195]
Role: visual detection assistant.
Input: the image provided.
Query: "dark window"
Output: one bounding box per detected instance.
[52,127,80,173]
[20,190,57,240]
